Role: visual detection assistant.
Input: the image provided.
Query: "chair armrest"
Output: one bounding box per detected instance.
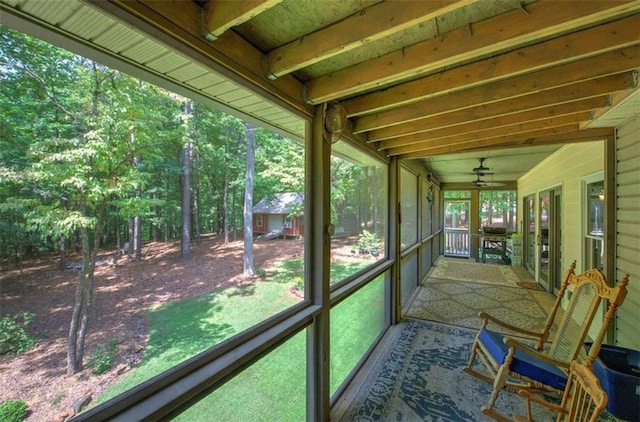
[503,337,571,369]
[479,312,544,339]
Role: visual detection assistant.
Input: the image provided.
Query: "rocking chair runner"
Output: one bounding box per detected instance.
[464,261,629,422]
[515,360,608,422]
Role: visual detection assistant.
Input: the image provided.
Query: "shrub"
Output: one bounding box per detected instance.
[88,339,119,375]
[0,312,36,354]
[0,399,28,422]
[357,230,381,254]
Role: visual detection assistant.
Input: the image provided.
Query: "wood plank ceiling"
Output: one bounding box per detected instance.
[4,0,640,182]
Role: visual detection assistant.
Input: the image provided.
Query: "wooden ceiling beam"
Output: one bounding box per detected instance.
[202,0,284,41]
[344,15,640,117]
[380,111,593,152]
[97,1,312,117]
[354,54,639,133]
[264,0,474,80]
[392,124,583,156]
[305,0,640,104]
[397,128,614,158]
[367,96,611,141]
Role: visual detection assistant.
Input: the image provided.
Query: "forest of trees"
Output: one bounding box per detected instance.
[1,27,387,374]
[0,27,308,373]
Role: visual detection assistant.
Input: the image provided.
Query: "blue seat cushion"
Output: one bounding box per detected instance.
[479,328,568,391]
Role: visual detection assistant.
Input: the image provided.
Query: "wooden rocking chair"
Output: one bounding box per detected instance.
[463,261,629,422]
[515,360,608,422]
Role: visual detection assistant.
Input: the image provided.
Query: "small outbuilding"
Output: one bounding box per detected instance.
[252,192,304,239]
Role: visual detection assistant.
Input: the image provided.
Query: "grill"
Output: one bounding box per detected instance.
[480,227,508,263]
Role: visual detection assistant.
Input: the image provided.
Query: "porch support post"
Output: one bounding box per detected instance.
[471,189,480,259]
[389,156,401,324]
[306,105,331,421]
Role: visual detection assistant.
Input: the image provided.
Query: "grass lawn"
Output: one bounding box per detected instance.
[96,257,382,421]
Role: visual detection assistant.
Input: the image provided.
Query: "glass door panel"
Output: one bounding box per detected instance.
[539,188,562,292]
[524,195,536,275]
[539,191,550,286]
[444,200,470,257]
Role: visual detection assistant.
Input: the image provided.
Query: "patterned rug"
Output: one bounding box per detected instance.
[336,320,557,422]
[517,281,545,291]
[428,257,520,286]
[405,279,550,335]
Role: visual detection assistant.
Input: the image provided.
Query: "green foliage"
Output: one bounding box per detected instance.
[1,26,305,255]
[255,268,267,279]
[88,339,119,375]
[0,399,28,422]
[0,312,36,354]
[358,230,381,254]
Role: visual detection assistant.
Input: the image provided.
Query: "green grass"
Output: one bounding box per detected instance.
[97,280,299,403]
[97,257,382,420]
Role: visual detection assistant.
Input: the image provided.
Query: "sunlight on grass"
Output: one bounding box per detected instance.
[173,331,306,421]
[97,257,383,420]
[330,274,386,394]
[97,279,299,403]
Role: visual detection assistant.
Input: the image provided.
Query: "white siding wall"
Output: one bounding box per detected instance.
[615,116,640,350]
[517,142,605,340]
[518,142,604,274]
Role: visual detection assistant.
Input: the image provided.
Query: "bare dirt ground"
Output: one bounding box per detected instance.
[0,234,312,421]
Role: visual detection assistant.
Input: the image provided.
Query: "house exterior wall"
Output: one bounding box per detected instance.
[253,214,267,234]
[253,214,303,237]
[518,141,604,275]
[615,115,640,350]
[517,142,605,339]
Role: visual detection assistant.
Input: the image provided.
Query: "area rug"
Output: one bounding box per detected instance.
[405,279,550,335]
[428,257,519,286]
[336,319,556,422]
[517,281,545,291]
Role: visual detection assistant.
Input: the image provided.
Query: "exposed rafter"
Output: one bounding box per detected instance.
[368,97,611,142]
[354,71,637,133]
[304,0,640,104]
[397,128,615,158]
[202,0,284,41]
[344,16,640,117]
[264,0,474,80]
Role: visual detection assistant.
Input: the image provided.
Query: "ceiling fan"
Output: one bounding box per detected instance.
[472,175,488,187]
[471,158,504,187]
[472,157,494,175]
[472,175,505,187]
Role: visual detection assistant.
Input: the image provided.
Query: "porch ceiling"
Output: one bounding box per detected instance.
[1,0,639,185]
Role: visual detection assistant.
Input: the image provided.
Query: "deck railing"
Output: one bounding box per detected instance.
[444,228,470,256]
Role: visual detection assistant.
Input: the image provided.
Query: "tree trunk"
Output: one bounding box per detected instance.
[127,216,134,257]
[181,100,193,261]
[59,237,66,271]
[192,149,201,240]
[67,199,105,374]
[223,125,230,244]
[243,122,255,276]
[67,267,85,374]
[132,142,143,261]
[134,213,141,261]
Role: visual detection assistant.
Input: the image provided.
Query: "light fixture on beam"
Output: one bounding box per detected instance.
[323,102,347,144]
